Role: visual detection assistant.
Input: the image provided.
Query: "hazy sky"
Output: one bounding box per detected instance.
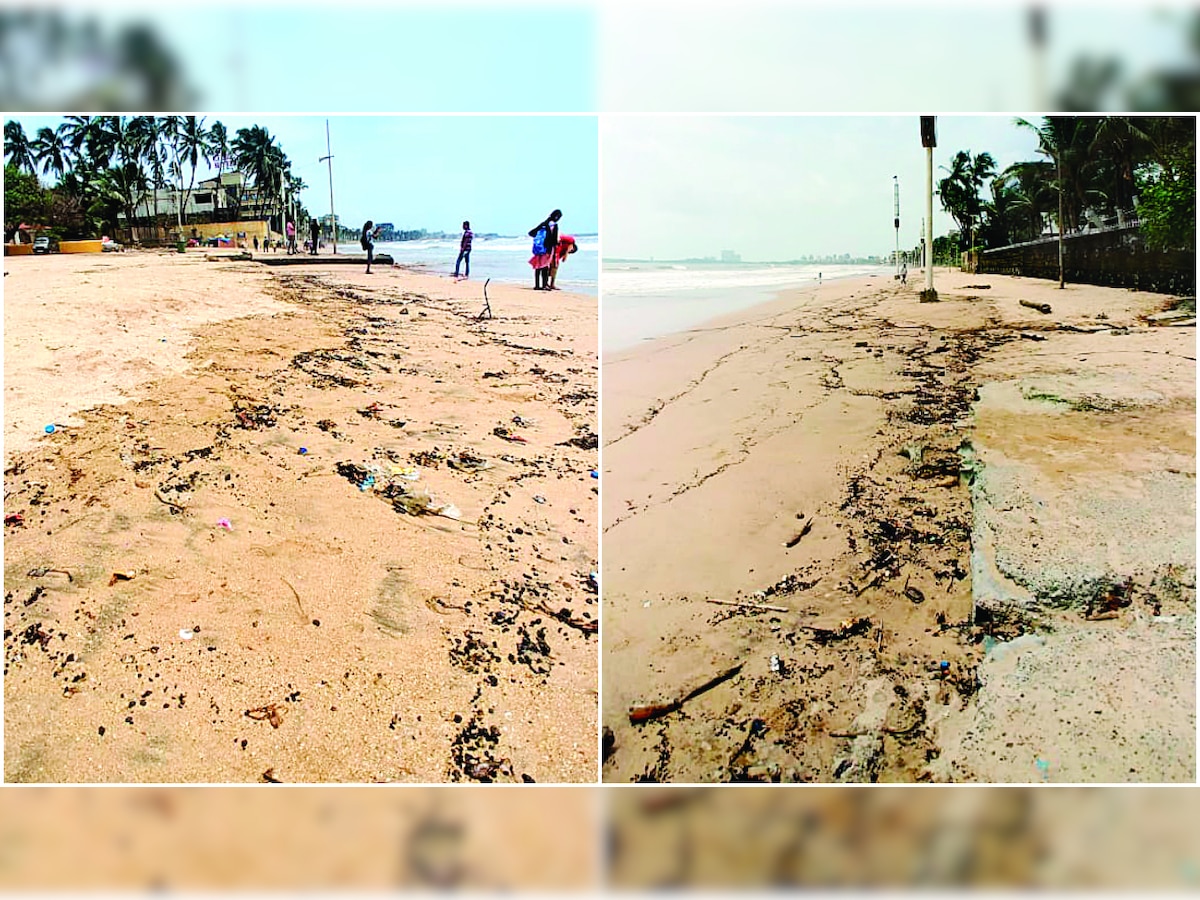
[602,115,1047,261]
[12,115,599,236]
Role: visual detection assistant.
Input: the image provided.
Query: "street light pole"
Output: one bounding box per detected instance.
[920,116,938,302]
[893,175,900,279]
[320,118,338,254]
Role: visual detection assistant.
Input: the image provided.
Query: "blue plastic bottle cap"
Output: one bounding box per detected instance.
[298,447,308,455]
[44,424,55,434]
[939,660,950,670]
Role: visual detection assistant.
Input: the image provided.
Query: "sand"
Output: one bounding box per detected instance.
[4,249,598,783]
[601,268,1194,783]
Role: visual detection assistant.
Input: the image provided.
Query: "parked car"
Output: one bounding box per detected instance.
[32,235,59,254]
[101,237,122,252]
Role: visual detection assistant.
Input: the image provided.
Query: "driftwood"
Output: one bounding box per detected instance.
[705,598,788,614]
[798,616,873,644]
[629,663,745,724]
[1020,299,1052,314]
[784,517,814,548]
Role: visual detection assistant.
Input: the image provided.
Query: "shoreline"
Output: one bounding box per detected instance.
[4,250,598,783]
[602,268,1194,783]
[603,266,897,355]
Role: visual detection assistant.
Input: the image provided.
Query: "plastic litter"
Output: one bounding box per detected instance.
[436,503,462,520]
[769,654,781,674]
[44,424,56,434]
[389,465,420,481]
[216,518,232,530]
[298,447,308,455]
[939,660,950,671]
[179,628,195,640]
[590,470,599,479]
[533,495,546,504]
[359,475,375,492]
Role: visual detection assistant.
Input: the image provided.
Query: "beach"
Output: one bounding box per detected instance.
[602,269,1195,783]
[4,249,597,783]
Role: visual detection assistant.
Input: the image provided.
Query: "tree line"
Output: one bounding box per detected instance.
[936,116,1194,255]
[4,116,314,242]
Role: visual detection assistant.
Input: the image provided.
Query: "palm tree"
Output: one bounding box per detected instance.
[1002,160,1057,241]
[169,115,209,235]
[1016,117,1103,235]
[938,150,996,251]
[208,121,230,220]
[31,124,70,182]
[232,125,282,229]
[1016,116,1093,287]
[4,120,36,173]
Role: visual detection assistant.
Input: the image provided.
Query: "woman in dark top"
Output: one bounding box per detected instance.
[528,209,562,290]
[361,220,377,274]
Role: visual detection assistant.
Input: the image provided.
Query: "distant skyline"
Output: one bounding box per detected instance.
[10,115,599,238]
[602,116,1045,261]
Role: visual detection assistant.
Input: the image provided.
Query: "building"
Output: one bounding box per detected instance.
[720,249,741,263]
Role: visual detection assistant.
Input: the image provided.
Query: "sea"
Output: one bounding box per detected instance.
[371,235,598,296]
[603,261,892,352]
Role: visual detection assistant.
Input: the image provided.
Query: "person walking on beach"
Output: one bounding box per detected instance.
[286,220,297,255]
[901,262,908,285]
[361,220,379,274]
[547,233,578,290]
[310,218,320,256]
[253,235,259,252]
[455,220,473,279]
[528,209,561,290]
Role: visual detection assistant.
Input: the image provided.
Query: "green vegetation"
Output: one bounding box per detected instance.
[4,116,315,243]
[1020,387,1132,413]
[931,116,1195,255]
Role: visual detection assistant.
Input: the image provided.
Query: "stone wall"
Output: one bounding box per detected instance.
[980,226,1194,296]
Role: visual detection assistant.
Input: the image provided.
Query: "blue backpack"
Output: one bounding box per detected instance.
[531,226,548,256]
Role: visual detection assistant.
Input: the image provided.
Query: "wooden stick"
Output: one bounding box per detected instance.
[1020,299,1052,314]
[705,598,788,613]
[629,663,745,724]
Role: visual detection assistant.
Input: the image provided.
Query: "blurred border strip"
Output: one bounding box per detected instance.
[0,786,600,890]
[0,1,598,113]
[606,786,1200,889]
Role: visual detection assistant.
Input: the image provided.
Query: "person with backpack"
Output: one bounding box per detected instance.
[528,209,562,290]
[455,220,473,279]
[361,220,379,274]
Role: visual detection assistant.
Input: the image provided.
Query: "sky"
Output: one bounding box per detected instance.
[11,114,599,236]
[601,115,1048,261]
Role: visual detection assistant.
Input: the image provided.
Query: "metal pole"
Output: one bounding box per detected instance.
[893,175,900,278]
[1057,150,1064,289]
[321,118,338,254]
[925,145,935,296]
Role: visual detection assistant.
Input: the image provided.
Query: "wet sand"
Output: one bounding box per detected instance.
[602,269,1194,783]
[4,250,597,782]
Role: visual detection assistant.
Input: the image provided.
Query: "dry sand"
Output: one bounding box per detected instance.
[4,249,597,782]
[602,268,1194,783]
